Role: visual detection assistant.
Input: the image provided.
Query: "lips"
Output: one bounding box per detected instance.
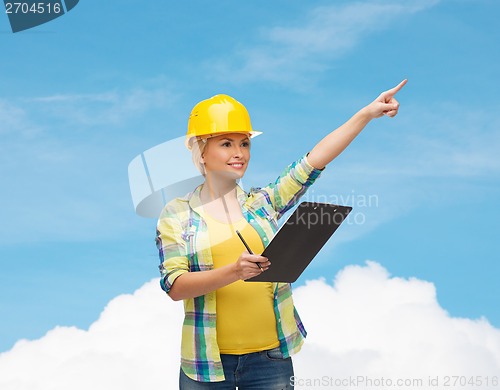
[228,162,244,168]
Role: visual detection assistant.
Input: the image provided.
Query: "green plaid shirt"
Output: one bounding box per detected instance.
[156,154,323,382]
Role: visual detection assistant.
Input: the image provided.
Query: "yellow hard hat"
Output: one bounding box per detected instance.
[185,94,262,149]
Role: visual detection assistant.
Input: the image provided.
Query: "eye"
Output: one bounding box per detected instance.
[241,141,250,148]
[221,141,231,147]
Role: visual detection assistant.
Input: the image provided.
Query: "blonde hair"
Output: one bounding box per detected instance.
[190,137,208,176]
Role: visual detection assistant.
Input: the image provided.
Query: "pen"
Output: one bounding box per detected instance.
[235,230,263,270]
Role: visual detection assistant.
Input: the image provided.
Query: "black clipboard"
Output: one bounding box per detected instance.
[245,202,352,283]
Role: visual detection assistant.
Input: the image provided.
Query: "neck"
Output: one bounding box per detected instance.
[200,173,238,204]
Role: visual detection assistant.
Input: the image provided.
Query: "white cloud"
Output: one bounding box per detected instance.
[0,280,183,389]
[1,261,499,389]
[293,262,500,388]
[210,0,439,85]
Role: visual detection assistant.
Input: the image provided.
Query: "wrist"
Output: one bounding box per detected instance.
[229,262,240,282]
[359,106,375,122]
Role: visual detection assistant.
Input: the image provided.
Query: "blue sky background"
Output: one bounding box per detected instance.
[1,0,499,353]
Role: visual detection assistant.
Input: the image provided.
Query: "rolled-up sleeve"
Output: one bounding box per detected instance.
[156,207,189,294]
[260,154,324,218]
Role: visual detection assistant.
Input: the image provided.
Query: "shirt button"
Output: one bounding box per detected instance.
[263,238,268,242]
[250,219,255,223]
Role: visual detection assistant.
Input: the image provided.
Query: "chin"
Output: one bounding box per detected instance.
[224,168,247,180]
[228,171,245,180]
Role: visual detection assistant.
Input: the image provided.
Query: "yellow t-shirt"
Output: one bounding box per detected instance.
[203,211,280,354]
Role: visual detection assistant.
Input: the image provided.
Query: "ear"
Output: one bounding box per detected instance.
[200,141,208,164]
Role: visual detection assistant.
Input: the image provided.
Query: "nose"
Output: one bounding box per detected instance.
[232,145,244,158]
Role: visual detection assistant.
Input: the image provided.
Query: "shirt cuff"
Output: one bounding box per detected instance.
[304,152,326,172]
[161,268,188,294]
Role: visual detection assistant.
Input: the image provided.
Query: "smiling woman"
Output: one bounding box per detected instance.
[193,133,251,177]
[155,85,406,389]
[202,133,250,176]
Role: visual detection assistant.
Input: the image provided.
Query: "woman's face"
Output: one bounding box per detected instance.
[201,133,251,179]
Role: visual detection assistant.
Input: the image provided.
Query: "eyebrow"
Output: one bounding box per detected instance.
[219,137,250,142]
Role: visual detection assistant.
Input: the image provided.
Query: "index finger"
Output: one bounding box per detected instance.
[252,255,268,263]
[243,253,267,262]
[387,79,408,96]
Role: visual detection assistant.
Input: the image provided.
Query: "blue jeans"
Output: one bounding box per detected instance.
[179,347,294,389]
